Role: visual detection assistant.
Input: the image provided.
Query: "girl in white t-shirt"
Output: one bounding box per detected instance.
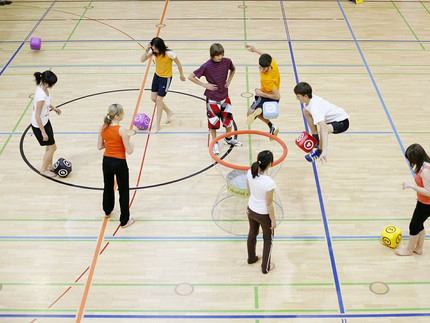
[246,150,277,274]
[31,70,61,177]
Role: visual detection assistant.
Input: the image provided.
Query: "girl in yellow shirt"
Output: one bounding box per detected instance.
[141,37,185,133]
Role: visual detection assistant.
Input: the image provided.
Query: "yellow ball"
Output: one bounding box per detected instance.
[381,225,402,248]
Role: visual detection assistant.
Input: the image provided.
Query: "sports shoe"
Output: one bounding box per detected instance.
[246,108,262,125]
[269,125,279,140]
[213,143,220,155]
[224,137,242,147]
[305,149,322,163]
[121,217,135,228]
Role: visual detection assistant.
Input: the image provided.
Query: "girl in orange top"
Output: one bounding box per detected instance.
[396,143,430,256]
[97,104,135,228]
[140,37,186,133]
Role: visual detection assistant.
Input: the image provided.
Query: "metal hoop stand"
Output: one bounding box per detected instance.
[211,169,284,236]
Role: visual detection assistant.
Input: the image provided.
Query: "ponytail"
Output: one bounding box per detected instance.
[103,103,124,131]
[34,70,58,86]
[251,150,274,178]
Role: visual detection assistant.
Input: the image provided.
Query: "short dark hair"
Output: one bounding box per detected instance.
[293,82,312,98]
[210,43,224,58]
[405,143,430,174]
[259,54,272,68]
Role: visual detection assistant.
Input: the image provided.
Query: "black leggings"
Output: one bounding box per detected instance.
[102,156,130,226]
[409,200,430,235]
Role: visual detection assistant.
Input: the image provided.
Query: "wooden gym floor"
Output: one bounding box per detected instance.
[1,0,430,322]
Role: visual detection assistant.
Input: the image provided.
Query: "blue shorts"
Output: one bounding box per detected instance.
[151,73,172,97]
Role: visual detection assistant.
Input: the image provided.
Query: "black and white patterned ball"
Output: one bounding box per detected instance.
[53,158,72,178]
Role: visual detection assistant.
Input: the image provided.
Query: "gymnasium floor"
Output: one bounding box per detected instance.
[1,0,430,322]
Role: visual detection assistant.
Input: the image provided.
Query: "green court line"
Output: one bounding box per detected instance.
[420,0,430,15]
[0,308,338,314]
[4,281,430,288]
[3,307,430,314]
[391,0,425,50]
[61,0,94,50]
[242,1,255,166]
[254,286,259,309]
[0,99,33,157]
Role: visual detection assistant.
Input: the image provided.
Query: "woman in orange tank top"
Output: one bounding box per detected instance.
[97,104,135,228]
[396,143,430,256]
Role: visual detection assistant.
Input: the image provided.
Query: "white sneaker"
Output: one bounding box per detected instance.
[213,143,220,155]
[224,138,242,147]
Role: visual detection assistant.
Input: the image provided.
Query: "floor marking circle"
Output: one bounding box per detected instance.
[369,282,389,295]
[174,283,194,296]
[241,92,253,98]
[20,88,237,191]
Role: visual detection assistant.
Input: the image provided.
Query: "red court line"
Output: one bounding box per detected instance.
[75,1,170,321]
[29,1,170,321]
[75,217,108,322]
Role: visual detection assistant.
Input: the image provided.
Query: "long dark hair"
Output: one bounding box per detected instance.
[150,37,168,57]
[405,143,430,174]
[250,150,274,178]
[34,70,57,87]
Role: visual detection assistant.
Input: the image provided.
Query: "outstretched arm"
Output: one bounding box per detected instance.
[246,43,264,56]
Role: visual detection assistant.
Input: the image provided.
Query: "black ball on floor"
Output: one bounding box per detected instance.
[53,158,72,178]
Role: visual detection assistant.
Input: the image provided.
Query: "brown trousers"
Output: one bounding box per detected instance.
[247,207,274,274]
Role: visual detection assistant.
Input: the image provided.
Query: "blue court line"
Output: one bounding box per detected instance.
[1,64,366,68]
[0,1,57,77]
[2,313,430,319]
[337,2,412,177]
[1,235,404,241]
[280,0,345,316]
[2,39,430,43]
[0,131,397,136]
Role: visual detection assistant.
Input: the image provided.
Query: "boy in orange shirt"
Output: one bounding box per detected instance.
[246,44,280,138]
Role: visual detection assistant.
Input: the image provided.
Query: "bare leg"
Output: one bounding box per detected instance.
[40,144,57,177]
[395,234,419,256]
[414,229,425,255]
[150,93,163,133]
[210,128,217,141]
[163,101,174,124]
